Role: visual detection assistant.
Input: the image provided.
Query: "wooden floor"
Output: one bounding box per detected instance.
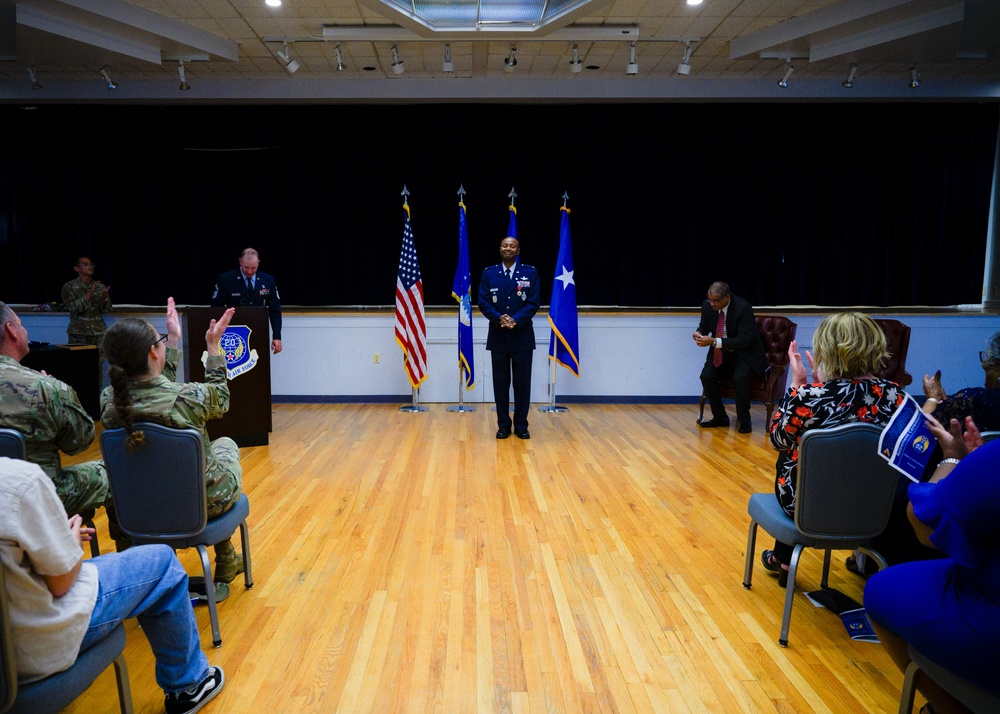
[61,403,915,713]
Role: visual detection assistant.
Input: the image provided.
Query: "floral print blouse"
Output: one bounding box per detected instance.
[769,378,904,516]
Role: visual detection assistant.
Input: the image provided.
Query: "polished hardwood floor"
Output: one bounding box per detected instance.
[61,403,916,713]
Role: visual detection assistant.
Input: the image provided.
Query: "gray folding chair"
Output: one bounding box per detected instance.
[0,429,100,557]
[743,422,899,646]
[100,422,252,648]
[899,644,1000,713]
[0,567,132,714]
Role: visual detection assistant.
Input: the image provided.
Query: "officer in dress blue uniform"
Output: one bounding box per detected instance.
[478,237,540,439]
[211,247,283,354]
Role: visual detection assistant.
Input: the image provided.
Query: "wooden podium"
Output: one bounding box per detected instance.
[187,307,272,447]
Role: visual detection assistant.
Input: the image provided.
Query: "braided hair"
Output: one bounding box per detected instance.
[103,318,158,451]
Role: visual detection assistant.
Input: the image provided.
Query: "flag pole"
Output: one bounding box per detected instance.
[397,185,428,413]
[448,185,476,413]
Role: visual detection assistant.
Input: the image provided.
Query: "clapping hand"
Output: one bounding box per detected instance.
[923,369,946,402]
[925,414,983,460]
[206,307,236,355]
[788,340,815,388]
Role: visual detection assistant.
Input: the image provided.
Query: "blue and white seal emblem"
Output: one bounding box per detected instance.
[202,325,258,379]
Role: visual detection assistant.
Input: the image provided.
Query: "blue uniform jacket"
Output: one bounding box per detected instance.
[211,268,282,340]
[478,262,540,352]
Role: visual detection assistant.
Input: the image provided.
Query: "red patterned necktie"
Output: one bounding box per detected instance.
[712,310,725,367]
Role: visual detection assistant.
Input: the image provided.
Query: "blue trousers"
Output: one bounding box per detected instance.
[491,349,533,431]
[79,545,209,694]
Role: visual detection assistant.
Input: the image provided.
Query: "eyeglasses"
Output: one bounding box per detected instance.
[153,333,168,346]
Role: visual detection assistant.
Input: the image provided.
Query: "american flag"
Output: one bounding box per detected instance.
[394,209,428,387]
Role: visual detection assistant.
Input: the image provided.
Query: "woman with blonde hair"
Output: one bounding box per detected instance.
[761,312,905,586]
[101,298,244,584]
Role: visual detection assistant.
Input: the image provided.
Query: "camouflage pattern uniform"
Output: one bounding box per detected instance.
[100,347,241,519]
[61,277,112,383]
[0,354,109,515]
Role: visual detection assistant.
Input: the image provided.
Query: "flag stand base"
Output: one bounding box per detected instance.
[400,405,429,412]
[446,405,476,412]
[538,405,568,413]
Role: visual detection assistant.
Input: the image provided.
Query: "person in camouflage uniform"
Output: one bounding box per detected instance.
[0,302,109,516]
[61,256,112,385]
[101,298,244,583]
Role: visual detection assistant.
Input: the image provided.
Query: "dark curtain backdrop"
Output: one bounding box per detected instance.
[0,103,996,308]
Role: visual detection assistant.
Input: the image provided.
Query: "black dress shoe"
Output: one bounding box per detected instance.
[515,430,530,439]
[496,428,511,439]
[699,418,731,429]
[738,423,752,434]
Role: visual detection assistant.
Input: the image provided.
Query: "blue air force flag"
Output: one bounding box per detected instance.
[451,201,475,389]
[548,207,580,376]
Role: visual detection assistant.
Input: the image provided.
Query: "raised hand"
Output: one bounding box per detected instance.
[206,307,236,355]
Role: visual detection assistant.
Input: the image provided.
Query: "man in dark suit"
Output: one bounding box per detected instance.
[478,237,540,440]
[693,281,766,433]
[211,247,283,354]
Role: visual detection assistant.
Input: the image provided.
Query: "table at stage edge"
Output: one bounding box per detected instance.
[22,343,101,420]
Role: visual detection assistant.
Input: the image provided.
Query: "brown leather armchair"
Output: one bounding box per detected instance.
[873,318,913,387]
[698,315,798,428]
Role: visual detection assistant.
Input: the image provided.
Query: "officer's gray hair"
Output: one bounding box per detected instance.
[0,302,14,345]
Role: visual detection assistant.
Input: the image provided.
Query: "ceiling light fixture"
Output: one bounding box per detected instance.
[265,0,281,7]
[777,59,793,88]
[686,0,704,5]
[569,44,583,74]
[336,44,345,71]
[177,60,191,91]
[842,63,858,89]
[625,42,638,76]
[909,65,920,88]
[442,44,454,73]
[99,66,118,90]
[504,45,517,73]
[27,67,42,90]
[391,44,405,75]
[677,42,693,76]
[277,41,300,74]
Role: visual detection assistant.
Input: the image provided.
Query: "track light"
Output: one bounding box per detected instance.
[625,42,638,76]
[842,64,858,89]
[909,65,920,88]
[27,67,42,90]
[569,44,583,73]
[177,60,191,91]
[277,41,300,74]
[99,66,118,90]
[777,60,793,88]
[335,44,345,71]
[677,42,693,76]
[391,44,405,75]
[504,45,517,73]
[442,44,454,73]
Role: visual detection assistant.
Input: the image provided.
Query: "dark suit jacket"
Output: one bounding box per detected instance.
[211,269,282,340]
[697,294,766,374]
[478,262,540,352]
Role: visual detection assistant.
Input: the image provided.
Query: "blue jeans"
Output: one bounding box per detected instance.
[79,545,209,694]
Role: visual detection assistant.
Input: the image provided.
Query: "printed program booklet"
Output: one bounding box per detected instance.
[878,394,936,483]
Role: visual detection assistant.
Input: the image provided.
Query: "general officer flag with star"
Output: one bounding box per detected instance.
[548,206,580,376]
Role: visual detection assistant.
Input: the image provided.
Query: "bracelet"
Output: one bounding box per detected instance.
[925,397,939,404]
[938,458,961,467]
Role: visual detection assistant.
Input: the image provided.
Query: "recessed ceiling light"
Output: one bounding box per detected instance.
[687,0,704,5]
[265,0,281,7]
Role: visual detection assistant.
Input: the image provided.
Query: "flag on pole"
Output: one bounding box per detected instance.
[548,206,580,376]
[395,204,428,388]
[451,200,475,389]
[507,188,520,263]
